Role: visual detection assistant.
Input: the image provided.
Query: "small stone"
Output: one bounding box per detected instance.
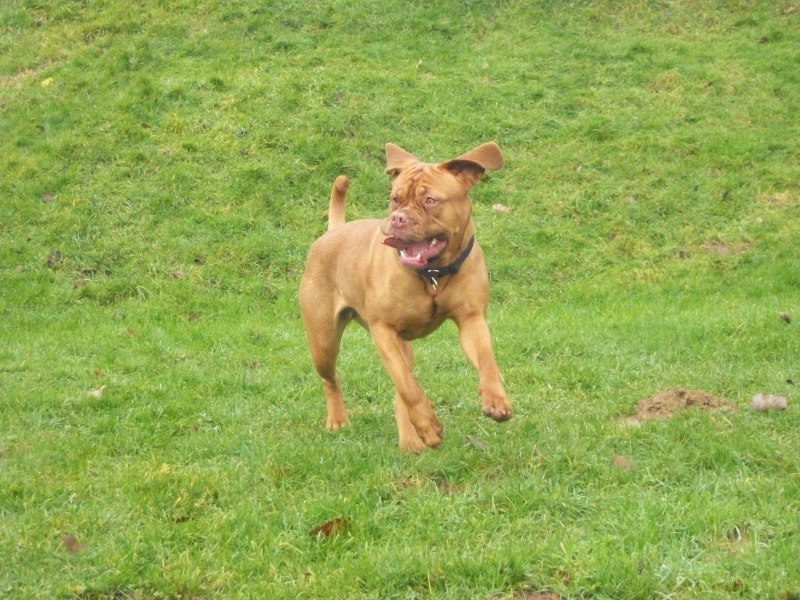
[87,385,106,399]
[750,394,787,412]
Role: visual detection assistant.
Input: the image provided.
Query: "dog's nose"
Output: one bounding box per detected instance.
[390,210,413,229]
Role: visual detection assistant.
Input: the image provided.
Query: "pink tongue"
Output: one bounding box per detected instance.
[382,237,428,252]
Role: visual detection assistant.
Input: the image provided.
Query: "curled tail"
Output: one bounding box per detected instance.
[328,175,349,231]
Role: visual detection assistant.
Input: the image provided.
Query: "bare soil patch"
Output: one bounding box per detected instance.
[611,455,636,470]
[619,387,736,426]
[490,591,564,600]
[701,240,754,255]
[757,191,797,206]
[0,64,51,88]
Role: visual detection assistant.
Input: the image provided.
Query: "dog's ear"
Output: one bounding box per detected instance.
[385,143,418,177]
[443,142,504,188]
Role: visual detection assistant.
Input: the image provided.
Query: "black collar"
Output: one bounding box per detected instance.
[417,236,475,290]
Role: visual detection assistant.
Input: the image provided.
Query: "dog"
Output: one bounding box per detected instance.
[299,142,512,452]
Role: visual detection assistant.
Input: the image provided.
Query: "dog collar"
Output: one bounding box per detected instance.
[417,236,475,291]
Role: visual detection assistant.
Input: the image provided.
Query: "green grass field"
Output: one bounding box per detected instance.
[2,1,799,598]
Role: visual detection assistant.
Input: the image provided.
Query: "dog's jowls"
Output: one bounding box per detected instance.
[299,142,512,452]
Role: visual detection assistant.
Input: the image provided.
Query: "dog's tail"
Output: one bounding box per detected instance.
[328,175,349,231]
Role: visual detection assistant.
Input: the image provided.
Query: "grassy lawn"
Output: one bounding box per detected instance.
[2,0,799,598]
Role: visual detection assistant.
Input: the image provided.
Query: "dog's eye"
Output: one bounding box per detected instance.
[424,197,437,206]
[391,196,400,206]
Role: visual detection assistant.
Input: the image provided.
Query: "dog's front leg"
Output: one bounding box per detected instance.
[456,314,513,422]
[370,324,443,449]
[392,341,428,453]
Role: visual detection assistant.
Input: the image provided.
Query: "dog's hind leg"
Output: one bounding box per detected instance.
[300,285,350,430]
[308,321,349,430]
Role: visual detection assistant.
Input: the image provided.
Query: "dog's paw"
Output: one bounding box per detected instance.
[404,401,443,448]
[415,417,443,448]
[419,428,443,449]
[481,393,512,422]
[396,412,428,452]
[326,415,350,431]
[399,433,427,454]
[410,416,443,448]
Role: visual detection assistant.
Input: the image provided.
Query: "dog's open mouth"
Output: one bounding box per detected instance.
[382,236,448,269]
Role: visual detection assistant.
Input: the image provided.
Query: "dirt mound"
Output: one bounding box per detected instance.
[619,387,736,426]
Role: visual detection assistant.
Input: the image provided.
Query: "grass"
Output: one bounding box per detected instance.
[1,0,799,598]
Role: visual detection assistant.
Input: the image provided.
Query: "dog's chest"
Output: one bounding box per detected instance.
[390,294,451,340]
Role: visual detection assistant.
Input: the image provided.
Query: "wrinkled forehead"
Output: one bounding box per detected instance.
[390,163,461,198]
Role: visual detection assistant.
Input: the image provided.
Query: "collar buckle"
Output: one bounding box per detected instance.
[417,236,474,291]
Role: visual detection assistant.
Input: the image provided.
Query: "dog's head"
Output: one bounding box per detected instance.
[380,142,504,269]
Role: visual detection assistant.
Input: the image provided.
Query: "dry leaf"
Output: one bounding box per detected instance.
[309,517,348,538]
[72,278,88,288]
[88,385,106,399]
[46,249,62,268]
[170,270,186,279]
[466,436,488,451]
[61,535,82,554]
[778,312,791,324]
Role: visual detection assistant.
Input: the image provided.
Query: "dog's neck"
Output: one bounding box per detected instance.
[416,235,475,291]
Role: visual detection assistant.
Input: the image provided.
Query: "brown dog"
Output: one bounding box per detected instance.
[299,142,512,452]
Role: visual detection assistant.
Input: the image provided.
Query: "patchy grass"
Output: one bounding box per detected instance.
[1,0,799,598]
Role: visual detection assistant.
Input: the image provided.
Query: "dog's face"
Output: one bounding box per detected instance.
[379,144,497,270]
[380,162,475,268]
